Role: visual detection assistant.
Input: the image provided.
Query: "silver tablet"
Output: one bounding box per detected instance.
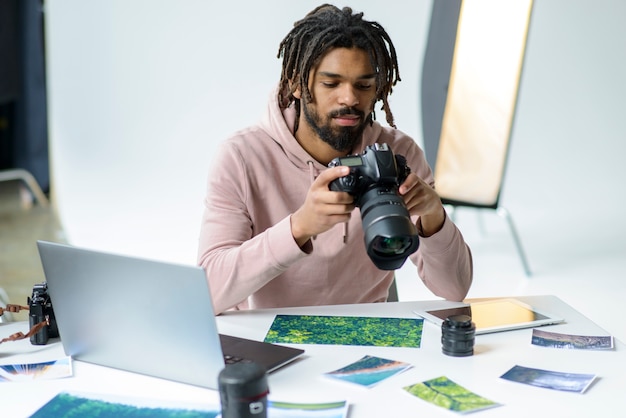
[414,298,564,335]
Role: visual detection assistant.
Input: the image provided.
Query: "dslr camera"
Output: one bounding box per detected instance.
[328,143,419,270]
[28,282,59,345]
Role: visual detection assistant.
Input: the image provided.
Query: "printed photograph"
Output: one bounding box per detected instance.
[0,357,72,382]
[403,376,501,414]
[531,329,614,350]
[264,315,423,347]
[268,400,349,418]
[325,355,412,388]
[500,365,597,393]
[30,392,349,418]
[30,392,220,418]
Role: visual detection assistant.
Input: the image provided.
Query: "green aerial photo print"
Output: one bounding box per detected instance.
[264,315,423,347]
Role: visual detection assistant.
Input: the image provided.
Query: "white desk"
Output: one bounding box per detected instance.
[1,295,623,417]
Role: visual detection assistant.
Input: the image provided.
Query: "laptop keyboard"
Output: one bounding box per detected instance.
[223,354,253,365]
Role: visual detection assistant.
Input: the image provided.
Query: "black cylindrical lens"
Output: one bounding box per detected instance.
[359,187,419,270]
[219,362,269,418]
[371,235,413,255]
[441,314,476,357]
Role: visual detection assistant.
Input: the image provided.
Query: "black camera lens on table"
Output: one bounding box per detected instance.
[218,362,269,418]
[441,314,476,357]
[27,282,59,345]
[328,143,419,270]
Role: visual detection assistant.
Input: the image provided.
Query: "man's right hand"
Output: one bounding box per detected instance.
[291,166,355,247]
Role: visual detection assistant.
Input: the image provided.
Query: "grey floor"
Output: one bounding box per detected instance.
[1,178,624,343]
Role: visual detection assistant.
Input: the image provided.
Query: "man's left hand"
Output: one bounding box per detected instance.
[398,173,445,237]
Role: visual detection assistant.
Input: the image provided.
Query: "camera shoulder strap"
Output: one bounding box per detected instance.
[0,304,48,345]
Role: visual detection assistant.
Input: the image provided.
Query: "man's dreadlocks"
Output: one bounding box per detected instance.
[277,4,401,128]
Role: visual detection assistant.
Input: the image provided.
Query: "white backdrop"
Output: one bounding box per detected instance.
[44,1,430,264]
[44,1,626,274]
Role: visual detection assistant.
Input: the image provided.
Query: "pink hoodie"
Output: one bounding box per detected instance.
[198,87,473,314]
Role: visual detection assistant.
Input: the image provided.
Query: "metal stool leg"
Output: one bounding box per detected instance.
[387,277,399,302]
[0,169,49,207]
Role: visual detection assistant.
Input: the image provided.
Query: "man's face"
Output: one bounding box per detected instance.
[299,47,378,152]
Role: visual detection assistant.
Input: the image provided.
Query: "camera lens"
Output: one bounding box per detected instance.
[219,362,269,418]
[371,236,415,256]
[441,314,475,357]
[359,187,419,270]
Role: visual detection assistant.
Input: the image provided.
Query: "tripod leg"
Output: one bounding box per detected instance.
[497,207,532,276]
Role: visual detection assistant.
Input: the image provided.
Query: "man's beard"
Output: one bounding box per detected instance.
[302,102,368,153]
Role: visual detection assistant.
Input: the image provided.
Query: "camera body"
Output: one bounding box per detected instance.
[28,282,59,345]
[328,143,419,270]
[329,143,410,198]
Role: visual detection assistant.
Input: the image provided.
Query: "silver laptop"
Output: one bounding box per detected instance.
[36,240,304,389]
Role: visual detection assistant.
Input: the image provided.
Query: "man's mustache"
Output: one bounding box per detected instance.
[329,107,365,118]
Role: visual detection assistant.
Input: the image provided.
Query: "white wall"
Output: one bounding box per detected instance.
[44,0,430,264]
[45,1,626,272]
[500,0,626,269]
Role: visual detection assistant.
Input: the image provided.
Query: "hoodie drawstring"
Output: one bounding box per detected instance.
[307,161,317,241]
[307,160,316,185]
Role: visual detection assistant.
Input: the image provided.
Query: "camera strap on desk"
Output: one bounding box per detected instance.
[0,304,48,345]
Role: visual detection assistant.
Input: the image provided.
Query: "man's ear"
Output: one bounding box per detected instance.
[292,83,302,100]
[288,77,303,99]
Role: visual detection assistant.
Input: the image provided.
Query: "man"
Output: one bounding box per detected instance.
[198,4,472,314]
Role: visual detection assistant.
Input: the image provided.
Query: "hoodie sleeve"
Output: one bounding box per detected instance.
[197,140,307,314]
[387,130,473,301]
[412,213,473,301]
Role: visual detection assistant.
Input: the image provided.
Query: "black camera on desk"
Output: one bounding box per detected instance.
[328,143,419,270]
[27,282,59,345]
